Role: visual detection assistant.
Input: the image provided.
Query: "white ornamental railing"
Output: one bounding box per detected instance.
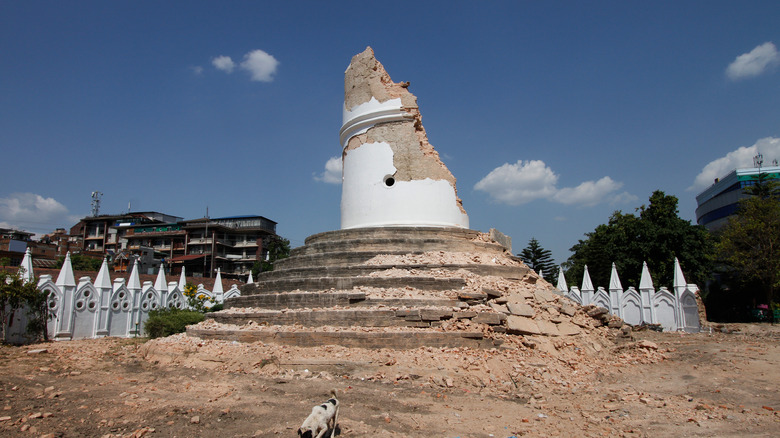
[556,258,701,332]
[2,250,244,344]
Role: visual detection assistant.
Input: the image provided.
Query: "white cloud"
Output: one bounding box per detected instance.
[240,49,279,82]
[689,137,780,191]
[474,160,558,205]
[553,177,626,207]
[212,55,236,73]
[726,42,780,81]
[190,66,204,75]
[475,160,634,207]
[609,191,640,205]
[0,193,71,232]
[314,156,343,184]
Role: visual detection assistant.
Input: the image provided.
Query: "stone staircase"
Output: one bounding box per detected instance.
[189,227,534,349]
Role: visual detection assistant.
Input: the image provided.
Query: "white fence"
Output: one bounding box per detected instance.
[2,250,243,344]
[556,258,701,332]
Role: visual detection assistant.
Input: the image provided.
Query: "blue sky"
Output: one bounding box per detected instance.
[2,1,779,267]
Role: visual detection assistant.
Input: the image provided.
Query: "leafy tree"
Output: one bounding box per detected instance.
[715,178,780,307]
[518,238,558,282]
[563,191,714,289]
[0,268,51,342]
[254,236,291,274]
[0,257,11,267]
[56,254,102,271]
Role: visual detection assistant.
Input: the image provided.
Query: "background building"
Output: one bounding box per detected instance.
[0,228,58,267]
[695,164,780,231]
[67,212,277,278]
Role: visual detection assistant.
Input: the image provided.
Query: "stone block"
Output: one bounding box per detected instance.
[559,302,577,317]
[489,303,510,314]
[419,309,453,321]
[473,312,503,325]
[535,320,560,336]
[483,288,504,298]
[507,301,535,318]
[454,311,477,319]
[586,306,609,318]
[505,316,541,335]
[458,291,487,301]
[556,321,581,336]
[533,288,555,303]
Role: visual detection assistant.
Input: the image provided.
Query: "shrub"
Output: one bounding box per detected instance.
[182,283,215,312]
[207,303,224,312]
[144,308,204,339]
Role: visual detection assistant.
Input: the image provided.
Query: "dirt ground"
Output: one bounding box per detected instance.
[1,324,778,438]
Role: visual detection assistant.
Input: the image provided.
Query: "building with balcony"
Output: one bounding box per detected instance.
[695,164,780,231]
[66,212,277,278]
[70,212,183,255]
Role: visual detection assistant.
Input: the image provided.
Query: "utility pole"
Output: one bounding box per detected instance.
[203,206,209,277]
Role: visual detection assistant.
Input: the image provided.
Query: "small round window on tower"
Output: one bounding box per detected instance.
[384,175,395,187]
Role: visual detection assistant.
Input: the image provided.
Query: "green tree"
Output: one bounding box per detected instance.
[715,179,780,307]
[253,236,291,275]
[518,238,558,282]
[56,254,102,271]
[0,268,51,342]
[0,257,11,267]
[563,191,714,289]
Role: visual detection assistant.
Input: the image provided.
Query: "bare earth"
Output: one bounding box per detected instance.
[1,324,778,438]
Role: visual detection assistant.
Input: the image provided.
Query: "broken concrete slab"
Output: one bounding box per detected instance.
[506,301,536,318]
[505,316,542,335]
[533,288,556,303]
[489,302,510,314]
[556,321,582,336]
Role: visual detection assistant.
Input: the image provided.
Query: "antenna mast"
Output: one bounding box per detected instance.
[91,191,103,217]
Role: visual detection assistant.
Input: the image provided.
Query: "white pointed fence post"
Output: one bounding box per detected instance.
[127,260,142,336]
[154,267,168,307]
[213,269,224,304]
[94,257,113,337]
[608,263,623,317]
[581,265,594,306]
[673,257,686,330]
[53,252,77,340]
[556,266,567,294]
[20,248,34,283]
[638,261,655,325]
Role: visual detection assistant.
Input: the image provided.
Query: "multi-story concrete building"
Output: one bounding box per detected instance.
[68,213,277,278]
[70,212,183,254]
[695,164,780,231]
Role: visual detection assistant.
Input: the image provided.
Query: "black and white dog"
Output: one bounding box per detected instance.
[297,389,339,438]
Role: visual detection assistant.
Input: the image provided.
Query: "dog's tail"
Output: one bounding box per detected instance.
[330,388,337,399]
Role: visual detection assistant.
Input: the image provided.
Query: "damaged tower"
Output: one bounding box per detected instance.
[340,47,469,229]
[206,48,571,350]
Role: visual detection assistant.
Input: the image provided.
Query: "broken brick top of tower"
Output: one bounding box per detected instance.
[340,47,469,230]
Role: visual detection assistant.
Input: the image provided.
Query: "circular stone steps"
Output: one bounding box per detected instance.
[195,227,527,349]
[207,306,470,328]
[186,326,500,349]
[224,291,460,311]
[241,275,466,294]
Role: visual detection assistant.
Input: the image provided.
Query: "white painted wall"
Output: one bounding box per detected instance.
[341,142,469,229]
